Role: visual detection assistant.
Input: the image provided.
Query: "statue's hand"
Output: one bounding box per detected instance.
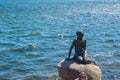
[66,57,71,60]
[82,49,85,54]
[67,57,70,59]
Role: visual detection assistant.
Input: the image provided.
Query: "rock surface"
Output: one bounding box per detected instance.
[57,59,102,80]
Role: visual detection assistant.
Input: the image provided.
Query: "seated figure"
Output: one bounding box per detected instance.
[68,31,86,63]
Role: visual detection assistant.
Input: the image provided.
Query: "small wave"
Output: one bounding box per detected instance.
[103,62,120,67]
[10,44,37,52]
[24,75,46,80]
[0,48,9,52]
[35,57,52,63]
[0,30,5,34]
[23,75,59,80]
[103,33,111,37]
[102,70,120,80]
[0,77,9,80]
[113,44,120,48]
[14,31,42,38]
[106,39,116,42]
[25,53,40,58]
[0,64,11,71]
[103,44,120,49]
[41,34,74,39]
[93,52,114,58]
[0,42,15,46]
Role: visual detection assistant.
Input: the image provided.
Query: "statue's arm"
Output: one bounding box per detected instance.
[84,40,86,50]
[68,40,75,58]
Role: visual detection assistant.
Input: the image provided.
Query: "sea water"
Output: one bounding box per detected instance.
[0,0,120,80]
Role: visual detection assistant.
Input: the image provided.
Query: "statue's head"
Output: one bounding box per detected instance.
[76,31,84,38]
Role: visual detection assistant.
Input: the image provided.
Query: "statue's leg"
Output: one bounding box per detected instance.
[83,52,85,61]
[73,54,80,62]
[82,52,86,64]
[73,54,77,60]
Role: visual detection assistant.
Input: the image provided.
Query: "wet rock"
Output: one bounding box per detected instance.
[57,59,102,80]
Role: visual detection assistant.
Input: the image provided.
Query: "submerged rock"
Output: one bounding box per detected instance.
[57,59,102,80]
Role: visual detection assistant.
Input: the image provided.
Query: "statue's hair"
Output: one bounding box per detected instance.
[76,31,84,37]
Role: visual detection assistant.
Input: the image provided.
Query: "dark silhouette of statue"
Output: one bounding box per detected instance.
[68,31,86,63]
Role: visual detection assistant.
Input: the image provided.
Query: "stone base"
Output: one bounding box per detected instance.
[57,59,102,80]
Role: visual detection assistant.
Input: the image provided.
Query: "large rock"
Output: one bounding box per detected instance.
[57,59,102,80]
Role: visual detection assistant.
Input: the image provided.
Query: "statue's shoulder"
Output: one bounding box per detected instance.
[82,39,86,43]
[73,38,77,42]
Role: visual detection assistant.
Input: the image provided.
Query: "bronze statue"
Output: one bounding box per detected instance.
[68,31,86,63]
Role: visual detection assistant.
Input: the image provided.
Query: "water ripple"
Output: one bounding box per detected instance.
[0,0,120,80]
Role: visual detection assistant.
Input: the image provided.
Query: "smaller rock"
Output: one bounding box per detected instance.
[75,72,88,80]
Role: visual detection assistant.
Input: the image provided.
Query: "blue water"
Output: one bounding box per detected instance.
[0,0,120,80]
